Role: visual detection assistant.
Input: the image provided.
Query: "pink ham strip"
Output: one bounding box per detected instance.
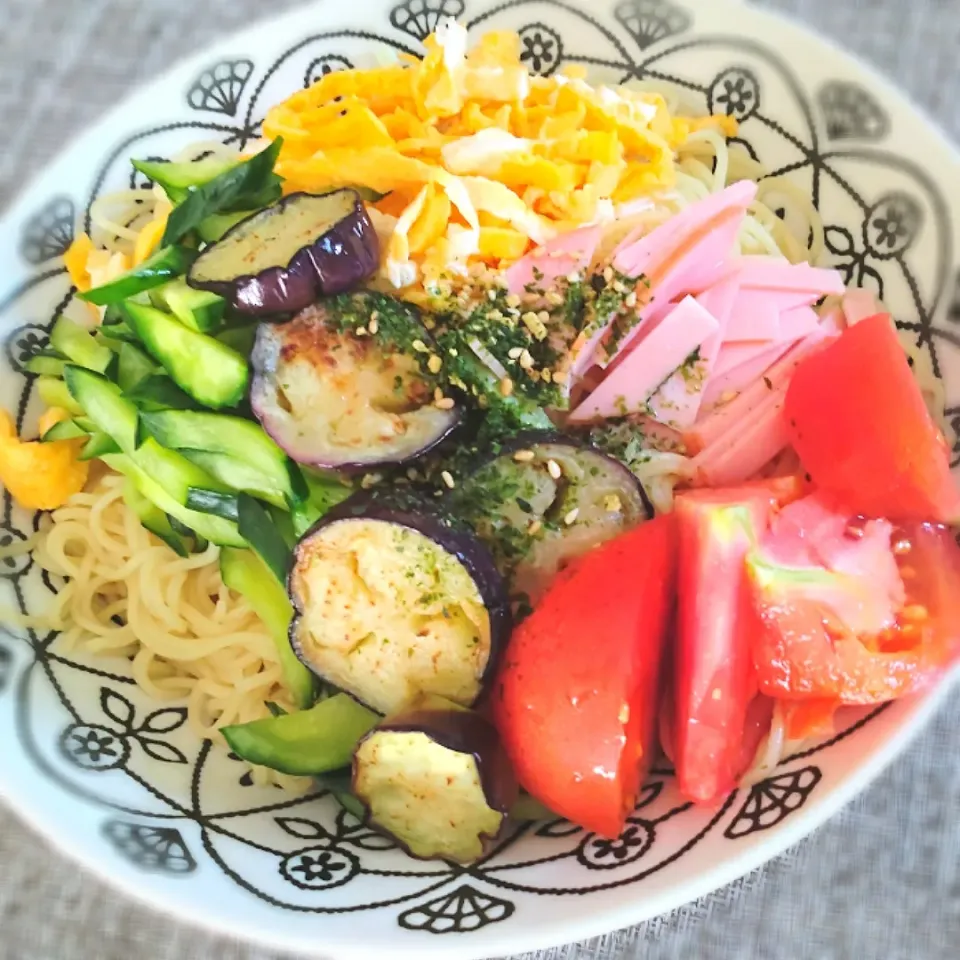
[690,391,791,487]
[721,257,846,295]
[684,327,837,455]
[841,287,883,326]
[646,277,739,429]
[702,338,798,411]
[777,305,821,341]
[568,295,719,423]
[504,224,602,296]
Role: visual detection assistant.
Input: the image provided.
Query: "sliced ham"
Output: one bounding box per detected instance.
[646,277,738,429]
[777,305,821,341]
[684,327,837,455]
[505,224,602,295]
[722,257,846,295]
[569,296,719,423]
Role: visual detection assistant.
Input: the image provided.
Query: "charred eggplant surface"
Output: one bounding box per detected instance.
[251,297,460,469]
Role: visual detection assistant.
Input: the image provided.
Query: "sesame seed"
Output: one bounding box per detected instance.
[546,291,564,307]
[488,289,498,301]
[613,281,626,293]
[553,368,569,384]
[487,308,504,321]
[603,494,622,513]
[508,346,523,360]
[519,349,535,370]
[537,310,550,324]
[566,271,581,284]
[477,393,489,409]
[435,397,455,410]
[412,339,428,353]
[505,293,521,309]
[528,519,543,536]
[423,317,436,330]
[370,311,379,323]
[719,390,737,405]
[499,376,514,397]
[448,347,459,357]
[541,368,552,383]
[513,449,536,463]
[603,266,614,283]
[441,470,455,489]
[356,325,368,336]
[625,291,638,308]
[546,459,562,480]
[406,467,419,480]
[427,355,443,374]
[433,387,444,403]
[360,473,382,489]
[521,312,548,341]
[564,508,580,526]
[368,318,379,335]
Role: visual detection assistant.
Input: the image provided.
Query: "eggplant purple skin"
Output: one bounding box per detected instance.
[496,429,654,518]
[351,705,519,861]
[249,304,464,471]
[287,492,513,709]
[188,190,380,318]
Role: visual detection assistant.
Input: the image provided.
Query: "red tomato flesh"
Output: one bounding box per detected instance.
[493,516,677,838]
[785,313,960,522]
[746,493,960,703]
[673,480,801,805]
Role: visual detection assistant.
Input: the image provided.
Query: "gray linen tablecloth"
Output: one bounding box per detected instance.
[0,1,958,957]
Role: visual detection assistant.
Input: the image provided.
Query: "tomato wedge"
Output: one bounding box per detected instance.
[785,313,960,522]
[673,479,801,805]
[746,493,960,703]
[493,517,677,838]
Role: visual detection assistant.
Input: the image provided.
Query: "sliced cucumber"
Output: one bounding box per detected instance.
[103,452,245,547]
[125,375,199,412]
[79,432,121,460]
[139,409,301,508]
[149,278,226,333]
[215,323,258,356]
[37,376,83,415]
[222,694,378,776]
[220,547,315,708]
[122,477,193,557]
[292,472,353,538]
[117,342,160,393]
[121,301,248,410]
[49,316,113,373]
[25,352,67,377]
[80,245,197,307]
[133,156,239,203]
[40,418,90,442]
[63,366,138,452]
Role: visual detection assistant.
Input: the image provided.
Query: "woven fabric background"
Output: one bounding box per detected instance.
[0,0,958,957]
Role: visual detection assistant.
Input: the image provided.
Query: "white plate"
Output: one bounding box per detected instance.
[1,1,959,957]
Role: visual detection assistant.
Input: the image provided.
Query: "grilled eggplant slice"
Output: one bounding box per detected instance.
[188,189,379,316]
[457,433,652,604]
[353,696,518,863]
[251,296,460,469]
[288,495,510,715]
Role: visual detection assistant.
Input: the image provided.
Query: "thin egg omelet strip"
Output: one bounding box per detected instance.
[263,22,736,293]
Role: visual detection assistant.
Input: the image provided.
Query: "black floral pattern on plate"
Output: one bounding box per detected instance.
[724,767,823,839]
[20,197,75,265]
[518,23,563,76]
[577,821,654,869]
[613,0,691,50]
[304,54,355,88]
[863,192,923,259]
[4,323,49,375]
[0,527,32,579]
[187,59,255,116]
[818,81,890,141]
[390,0,466,42]
[102,820,197,874]
[280,846,361,890]
[398,885,515,933]
[708,67,760,123]
[0,642,13,694]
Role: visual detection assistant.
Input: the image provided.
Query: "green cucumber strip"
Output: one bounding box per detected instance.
[510,793,556,822]
[222,694,377,776]
[197,210,256,244]
[63,366,138,453]
[37,376,83,416]
[162,139,284,246]
[25,354,66,377]
[133,156,239,202]
[125,375,199,412]
[121,301,248,410]
[40,419,90,442]
[49,316,113,373]
[80,245,197,307]
[102,452,245,547]
[79,432,122,461]
[292,473,353,538]
[117,342,160,393]
[333,791,367,820]
[220,547,315,708]
[149,278,226,333]
[140,409,300,508]
[122,477,192,557]
[215,323,258,356]
[237,493,291,585]
[269,505,297,549]
[185,487,239,522]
